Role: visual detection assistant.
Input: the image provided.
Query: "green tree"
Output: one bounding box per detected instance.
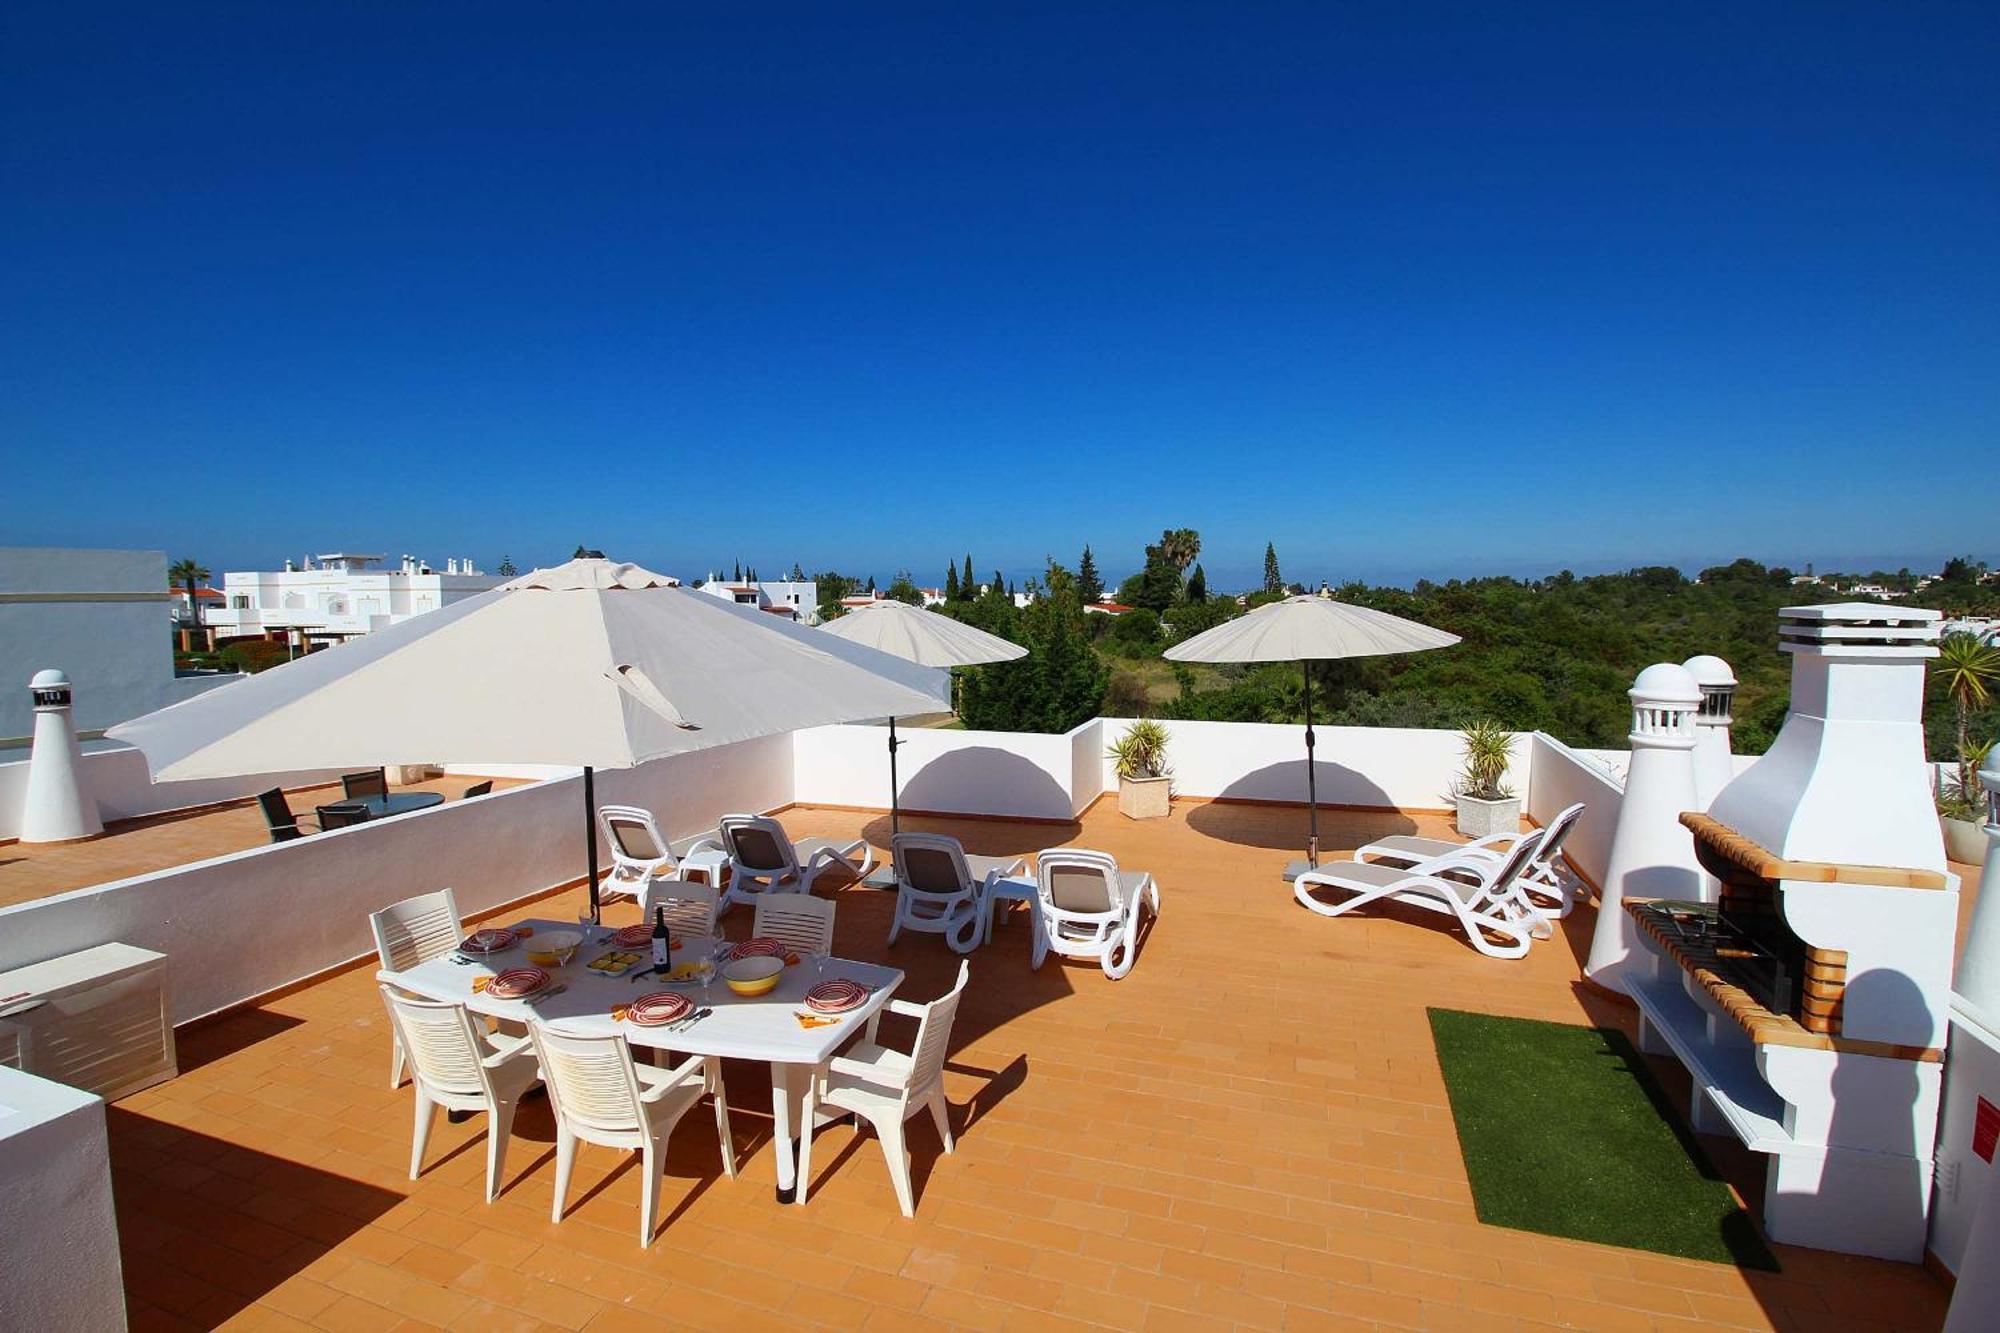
[1263,543,1283,594]
[958,560,1108,733]
[1186,563,1207,603]
[495,555,518,577]
[1934,632,2000,797]
[733,559,743,581]
[1078,545,1103,604]
[1157,528,1201,573]
[961,555,975,599]
[944,563,960,601]
[168,557,209,622]
[886,572,923,605]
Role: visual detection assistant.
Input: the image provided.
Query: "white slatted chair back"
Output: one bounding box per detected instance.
[371,888,463,973]
[379,986,488,1099]
[639,879,720,939]
[1037,849,1122,916]
[1535,803,1584,871]
[530,1023,647,1138]
[719,814,801,880]
[893,833,974,898]
[752,892,835,956]
[599,803,680,894]
[906,960,971,1094]
[1471,828,1546,910]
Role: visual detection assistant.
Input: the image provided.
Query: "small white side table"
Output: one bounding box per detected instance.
[981,874,1039,949]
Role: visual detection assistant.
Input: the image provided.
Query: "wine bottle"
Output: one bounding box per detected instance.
[651,906,670,970]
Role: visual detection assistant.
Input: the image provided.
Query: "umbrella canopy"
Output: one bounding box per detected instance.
[817,599,1025,835]
[1165,594,1459,870]
[112,559,947,779]
[108,558,948,914]
[817,599,1026,669]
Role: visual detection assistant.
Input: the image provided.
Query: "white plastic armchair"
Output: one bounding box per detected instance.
[716,813,873,910]
[887,833,987,954]
[1293,827,1549,959]
[370,887,464,1088]
[798,959,969,1215]
[1352,802,1586,918]
[1032,849,1160,981]
[598,804,728,905]
[527,1021,735,1246]
[752,892,836,957]
[377,983,539,1201]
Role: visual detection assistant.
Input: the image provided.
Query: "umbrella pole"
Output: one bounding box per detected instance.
[584,764,601,925]
[1303,662,1319,868]
[888,717,902,839]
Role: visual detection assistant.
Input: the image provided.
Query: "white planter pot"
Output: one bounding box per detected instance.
[1118,775,1172,820]
[1942,816,1990,867]
[1456,794,1521,839]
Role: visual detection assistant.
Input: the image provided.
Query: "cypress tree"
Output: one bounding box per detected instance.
[945,563,960,601]
[1187,564,1207,603]
[1263,543,1282,593]
[962,555,975,599]
[1078,545,1103,604]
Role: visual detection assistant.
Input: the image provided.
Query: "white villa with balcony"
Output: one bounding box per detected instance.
[694,576,819,622]
[201,552,500,648]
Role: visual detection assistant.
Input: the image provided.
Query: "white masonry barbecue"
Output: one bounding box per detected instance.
[1624,603,1959,1261]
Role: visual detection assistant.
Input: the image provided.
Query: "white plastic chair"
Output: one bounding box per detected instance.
[887,833,985,954]
[377,984,539,1201]
[1032,850,1160,981]
[370,887,463,1088]
[752,892,836,958]
[528,1022,735,1246]
[1292,827,1548,959]
[598,804,727,905]
[1352,802,1586,918]
[798,959,969,1215]
[717,813,873,910]
[638,878,722,941]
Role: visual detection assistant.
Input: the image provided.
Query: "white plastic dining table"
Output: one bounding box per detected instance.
[377,916,904,1203]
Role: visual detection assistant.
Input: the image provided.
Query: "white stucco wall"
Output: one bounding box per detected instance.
[0,734,794,1024]
[0,1067,126,1332]
[1525,732,1626,889]
[1932,999,2000,1276]
[1067,718,1107,817]
[792,723,1081,822]
[1096,719,1519,812]
[0,547,231,744]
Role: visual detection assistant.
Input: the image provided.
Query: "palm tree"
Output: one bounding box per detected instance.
[1934,632,2000,800]
[168,557,209,625]
[1157,527,1201,573]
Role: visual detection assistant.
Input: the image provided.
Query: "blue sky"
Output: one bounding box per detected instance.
[3,3,1994,590]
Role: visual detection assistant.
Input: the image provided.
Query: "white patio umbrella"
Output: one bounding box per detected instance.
[107,558,948,918]
[816,599,1026,836]
[1164,593,1459,873]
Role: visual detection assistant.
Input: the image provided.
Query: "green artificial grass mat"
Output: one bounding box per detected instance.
[1427,1007,1778,1270]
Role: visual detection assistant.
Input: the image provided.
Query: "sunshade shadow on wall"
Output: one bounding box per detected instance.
[894,746,1077,840]
[1183,760,1416,850]
[1427,1007,1779,1270]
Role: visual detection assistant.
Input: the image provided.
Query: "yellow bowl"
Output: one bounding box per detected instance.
[723,956,784,997]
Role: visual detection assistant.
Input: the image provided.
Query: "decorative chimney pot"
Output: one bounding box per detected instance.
[1585,663,1705,991]
[20,669,104,843]
[1683,654,1737,811]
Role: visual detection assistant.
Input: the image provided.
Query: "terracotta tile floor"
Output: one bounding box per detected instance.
[0,775,527,908]
[109,799,1952,1332]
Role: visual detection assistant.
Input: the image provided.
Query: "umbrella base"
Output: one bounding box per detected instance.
[1281,857,1322,883]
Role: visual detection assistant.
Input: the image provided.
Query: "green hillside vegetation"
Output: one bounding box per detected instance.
[876,538,1998,762]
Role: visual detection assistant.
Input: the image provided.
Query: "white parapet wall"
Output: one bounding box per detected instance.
[0,733,795,1024]
[1096,719,1522,812]
[0,1067,127,1332]
[0,743,347,842]
[1526,732,1627,891]
[792,721,1094,822]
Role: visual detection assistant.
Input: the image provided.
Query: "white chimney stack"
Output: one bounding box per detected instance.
[1955,754,2000,1014]
[1586,662,1705,991]
[1683,654,1737,810]
[20,670,103,843]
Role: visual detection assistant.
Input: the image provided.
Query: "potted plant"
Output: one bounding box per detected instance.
[1109,719,1173,820]
[1453,719,1520,838]
[1932,633,1999,866]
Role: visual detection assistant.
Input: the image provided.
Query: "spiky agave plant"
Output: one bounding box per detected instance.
[1108,718,1172,781]
[1456,719,1515,801]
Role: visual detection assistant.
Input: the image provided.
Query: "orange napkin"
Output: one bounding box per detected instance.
[610,1005,630,1022]
[785,953,801,967]
[516,926,535,938]
[795,1013,839,1029]
[472,976,491,994]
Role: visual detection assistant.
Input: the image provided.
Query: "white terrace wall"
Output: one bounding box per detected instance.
[1525,731,1625,890]
[0,744,348,842]
[791,721,1089,823]
[1096,719,1527,813]
[0,734,795,1024]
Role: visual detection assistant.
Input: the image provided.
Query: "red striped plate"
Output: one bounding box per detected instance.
[803,979,868,1014]
[608,925,654,949]
[461,928,518,954]
[487,967,549,1000]
[627,992,693,1026]
[730,937,788,961]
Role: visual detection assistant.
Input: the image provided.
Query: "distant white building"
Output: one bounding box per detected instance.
[202,552,500,647]
[0,547,237,749]
[696,577,819,624]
